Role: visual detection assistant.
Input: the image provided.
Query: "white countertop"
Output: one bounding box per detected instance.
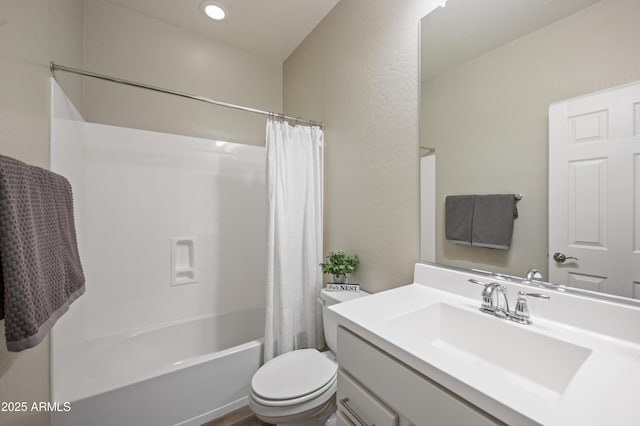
[329,263,640,425]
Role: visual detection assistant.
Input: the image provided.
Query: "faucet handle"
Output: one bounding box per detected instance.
[511,291,550,325]
[468,278,488,286]
[522,292,550,300]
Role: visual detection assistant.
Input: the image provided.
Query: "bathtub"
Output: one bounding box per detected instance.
[52,307,264,426]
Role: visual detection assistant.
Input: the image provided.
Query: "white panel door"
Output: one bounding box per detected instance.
[549,81,640,298]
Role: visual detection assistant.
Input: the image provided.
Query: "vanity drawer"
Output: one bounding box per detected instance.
[337,408,356,426]
[337,369,398,426]
[338,326,502,426]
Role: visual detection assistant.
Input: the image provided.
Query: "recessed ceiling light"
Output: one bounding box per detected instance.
[200,1,226,21]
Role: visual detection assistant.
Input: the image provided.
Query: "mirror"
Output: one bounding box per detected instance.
[420,0,640,300]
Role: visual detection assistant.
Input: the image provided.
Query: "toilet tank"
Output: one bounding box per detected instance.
[320,288,369,353]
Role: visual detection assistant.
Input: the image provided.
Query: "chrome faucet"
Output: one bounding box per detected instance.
[524,268,543,283]
[468,279,549,324]
[471,280,510,318]
[492,285,510,319]
[479,282,499,313]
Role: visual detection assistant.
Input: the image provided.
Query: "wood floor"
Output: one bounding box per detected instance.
[201,406,273,426]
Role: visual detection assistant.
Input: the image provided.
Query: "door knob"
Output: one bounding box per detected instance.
[553,252,578,263]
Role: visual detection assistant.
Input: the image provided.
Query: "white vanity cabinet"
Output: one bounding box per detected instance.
[330,263,640,425]
[337,326,502,426]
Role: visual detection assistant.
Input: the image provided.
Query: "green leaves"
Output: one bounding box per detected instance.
[319,251,360,277]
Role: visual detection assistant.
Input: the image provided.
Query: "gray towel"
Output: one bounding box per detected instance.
[471,194,518,250]
[445,195,475,245]
[0,155,85,352]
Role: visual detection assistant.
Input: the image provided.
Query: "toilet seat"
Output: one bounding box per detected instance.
[251,372,336,407]
[249,378,337,423]
[251,349,337,406]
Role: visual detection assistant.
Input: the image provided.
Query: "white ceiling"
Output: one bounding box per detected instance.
[421,0,603,80]
[104,0,340,62]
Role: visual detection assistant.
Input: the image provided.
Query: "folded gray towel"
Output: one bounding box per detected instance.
[471,194,518,250]
[0,155,85,352]
[445,195,475,245]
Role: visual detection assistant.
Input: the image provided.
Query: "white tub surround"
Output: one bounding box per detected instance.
[330,262,640,425]
[50,80,268,426]
[50,79,267,344]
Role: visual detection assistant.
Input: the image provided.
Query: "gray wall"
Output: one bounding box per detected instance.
[0,1,84,425]
[422,0,640,277]
[283,0,440,293]
[82,0,282,146]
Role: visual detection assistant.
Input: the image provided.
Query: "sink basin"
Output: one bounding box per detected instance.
[385,303,591,397]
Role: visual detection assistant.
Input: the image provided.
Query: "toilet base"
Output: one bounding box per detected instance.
[323,411,338,426]
[252,395,336,426]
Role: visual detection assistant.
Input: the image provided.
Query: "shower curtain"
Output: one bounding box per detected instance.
[264,119,324,363]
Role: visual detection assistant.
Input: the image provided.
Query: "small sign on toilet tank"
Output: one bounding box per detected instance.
[326,283,360,292]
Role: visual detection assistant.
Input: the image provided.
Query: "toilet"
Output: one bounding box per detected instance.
[249,288,369,425]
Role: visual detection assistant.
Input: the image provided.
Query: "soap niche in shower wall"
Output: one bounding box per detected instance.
[170,237,198,286]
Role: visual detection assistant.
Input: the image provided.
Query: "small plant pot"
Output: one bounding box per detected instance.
[332,274,347,284]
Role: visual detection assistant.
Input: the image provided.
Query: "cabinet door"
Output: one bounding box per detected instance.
[337,370,398,426]
[338,327,504,426]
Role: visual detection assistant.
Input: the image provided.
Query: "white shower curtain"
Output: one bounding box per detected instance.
[264,119,324,363]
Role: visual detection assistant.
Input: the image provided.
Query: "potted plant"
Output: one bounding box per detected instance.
[320,251,360,283]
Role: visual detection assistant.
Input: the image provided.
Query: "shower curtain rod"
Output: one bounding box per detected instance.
[49,62,323,128]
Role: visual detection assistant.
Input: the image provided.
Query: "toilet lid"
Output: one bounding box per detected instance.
[251,349,337,401]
